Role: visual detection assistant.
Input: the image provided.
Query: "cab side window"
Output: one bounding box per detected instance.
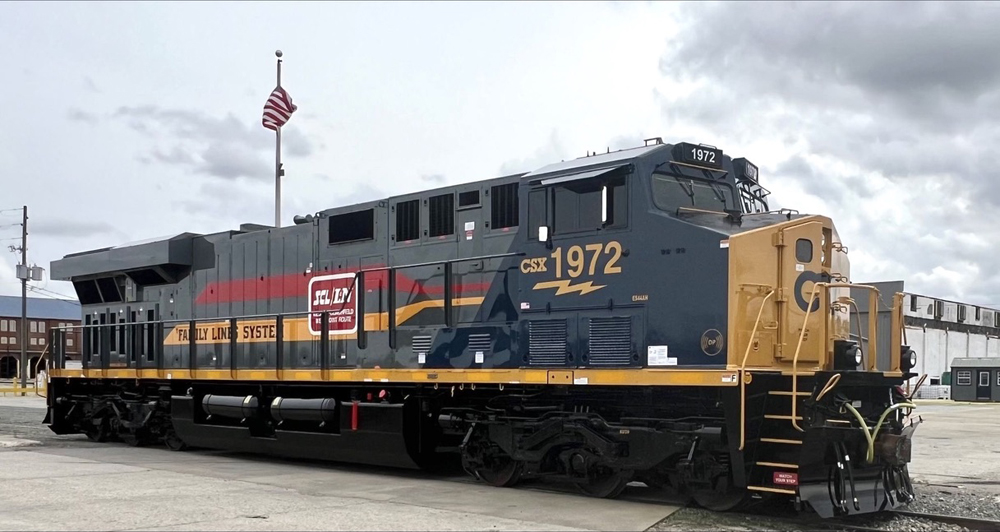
[535,175,626,237]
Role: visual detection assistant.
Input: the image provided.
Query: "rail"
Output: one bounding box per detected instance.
[738,287,775,451]
[33,345,49,397]
[48,251,524,375]
[806,509,1000,532]
[0,358,22,396]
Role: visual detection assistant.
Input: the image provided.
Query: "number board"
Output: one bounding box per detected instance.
[732,157,759,183]
[673,142,724,170]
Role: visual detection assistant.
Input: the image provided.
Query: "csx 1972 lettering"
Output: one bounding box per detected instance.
[521,241,623,278]
[520,257,548,273]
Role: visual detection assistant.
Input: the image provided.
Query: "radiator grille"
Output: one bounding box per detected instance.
[528,320,567,366]
[588,317,632,366]
[468,333,491,353]
[412,335,433,354]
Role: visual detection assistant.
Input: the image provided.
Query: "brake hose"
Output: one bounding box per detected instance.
[841,401,916,463]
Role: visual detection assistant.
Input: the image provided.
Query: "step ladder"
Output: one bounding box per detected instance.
[744,379,813,496]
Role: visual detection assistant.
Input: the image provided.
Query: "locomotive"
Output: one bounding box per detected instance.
[44,138,920,517]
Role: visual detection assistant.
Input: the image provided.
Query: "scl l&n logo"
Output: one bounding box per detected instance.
[308,273,359,336]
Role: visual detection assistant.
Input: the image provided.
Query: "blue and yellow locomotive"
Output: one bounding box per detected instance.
[45,138,919,516]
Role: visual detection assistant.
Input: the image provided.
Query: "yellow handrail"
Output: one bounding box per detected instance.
[33,345,50,398]
[739,289,775,451]
[791,282,882,431]
[790,284,822,432]
[815,373,841,402]
[1,358,22,396]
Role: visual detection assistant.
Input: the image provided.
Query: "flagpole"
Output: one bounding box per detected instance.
[275,49,283,228]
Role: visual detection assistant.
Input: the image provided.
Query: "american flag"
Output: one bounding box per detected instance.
[262,86,297,131]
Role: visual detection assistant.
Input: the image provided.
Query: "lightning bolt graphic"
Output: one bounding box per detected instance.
[532,280,607,296]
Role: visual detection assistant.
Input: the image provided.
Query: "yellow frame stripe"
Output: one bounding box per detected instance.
[48,368,743,387]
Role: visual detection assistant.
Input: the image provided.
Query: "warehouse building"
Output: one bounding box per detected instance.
[852,281,1000,399]
[0,295,82,379]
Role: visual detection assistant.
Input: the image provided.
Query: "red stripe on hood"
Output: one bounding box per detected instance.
[194,265,492,305]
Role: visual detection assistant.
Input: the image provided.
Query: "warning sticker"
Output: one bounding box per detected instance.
[648,346,677,366]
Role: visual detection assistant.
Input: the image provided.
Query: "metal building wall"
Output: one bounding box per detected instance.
[850,281,902,372]
[854,281,1000,386]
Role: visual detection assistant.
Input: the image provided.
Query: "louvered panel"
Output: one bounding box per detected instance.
[588,317,632,366]
[468,333,491,353]
[528,320,567,366]
[412,335,433,354]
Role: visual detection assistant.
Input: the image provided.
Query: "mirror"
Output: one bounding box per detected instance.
[538,225,550,242]
[601,185,608,224]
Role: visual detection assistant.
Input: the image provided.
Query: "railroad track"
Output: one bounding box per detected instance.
[891,510,1000,531]
[825,510,1000,531]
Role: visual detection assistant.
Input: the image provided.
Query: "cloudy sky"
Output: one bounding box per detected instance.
[1,1,997,307]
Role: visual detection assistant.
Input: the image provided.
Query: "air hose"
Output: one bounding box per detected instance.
[840,401,916,463]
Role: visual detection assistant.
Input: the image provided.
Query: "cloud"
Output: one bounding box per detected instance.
[83,75,100,93]
[498,130,570,175]
[113,105,317,182]
[31,219,118,238]
[420,173,445,184]
[66,108,99,125]
[0,258,20,297]
[658,2,1000,305]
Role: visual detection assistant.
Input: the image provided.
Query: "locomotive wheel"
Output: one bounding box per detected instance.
[163,431,188,452]
[85,418,111,443]
[120,428,149,447]
[475,456,524,488]
[689,472,747,511]
[576,468,633,499]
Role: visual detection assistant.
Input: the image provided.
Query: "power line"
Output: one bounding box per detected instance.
[27,285,77,301]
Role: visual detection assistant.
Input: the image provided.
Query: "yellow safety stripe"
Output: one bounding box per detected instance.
[47,368,743,387]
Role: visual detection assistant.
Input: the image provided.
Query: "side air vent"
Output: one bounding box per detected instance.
[468,333,491,353]
[528,320,567,366]
[588,317,632,366]
[412,335,433,354]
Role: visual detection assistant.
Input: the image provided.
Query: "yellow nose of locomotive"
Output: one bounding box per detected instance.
[726,214,904,374]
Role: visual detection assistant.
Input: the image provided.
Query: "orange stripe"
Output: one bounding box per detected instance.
[162,298,484,346]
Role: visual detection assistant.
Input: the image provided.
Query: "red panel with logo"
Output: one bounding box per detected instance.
[308,273,358,335]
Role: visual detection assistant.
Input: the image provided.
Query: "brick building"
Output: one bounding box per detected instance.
[0,295,82,379]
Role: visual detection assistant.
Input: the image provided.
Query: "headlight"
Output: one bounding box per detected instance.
[834,340,861,370]
[901,347,917,371]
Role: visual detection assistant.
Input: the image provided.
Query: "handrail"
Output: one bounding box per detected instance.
[790,282,882,431]
[907,374,928,400]
[815,373,841,402]
[739,289,774,451]
[52,252,519,374]
[790,284,822,432]
[34,345,50,397]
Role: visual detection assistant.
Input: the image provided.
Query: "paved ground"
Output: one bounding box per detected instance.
[1,397,997,531]
[906,400,1000,490]
[0,396,682,531]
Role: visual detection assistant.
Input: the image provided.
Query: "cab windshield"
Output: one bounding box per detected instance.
[651,174,737,214]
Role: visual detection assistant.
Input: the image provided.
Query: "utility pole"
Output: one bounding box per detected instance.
[19,206,27,391]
